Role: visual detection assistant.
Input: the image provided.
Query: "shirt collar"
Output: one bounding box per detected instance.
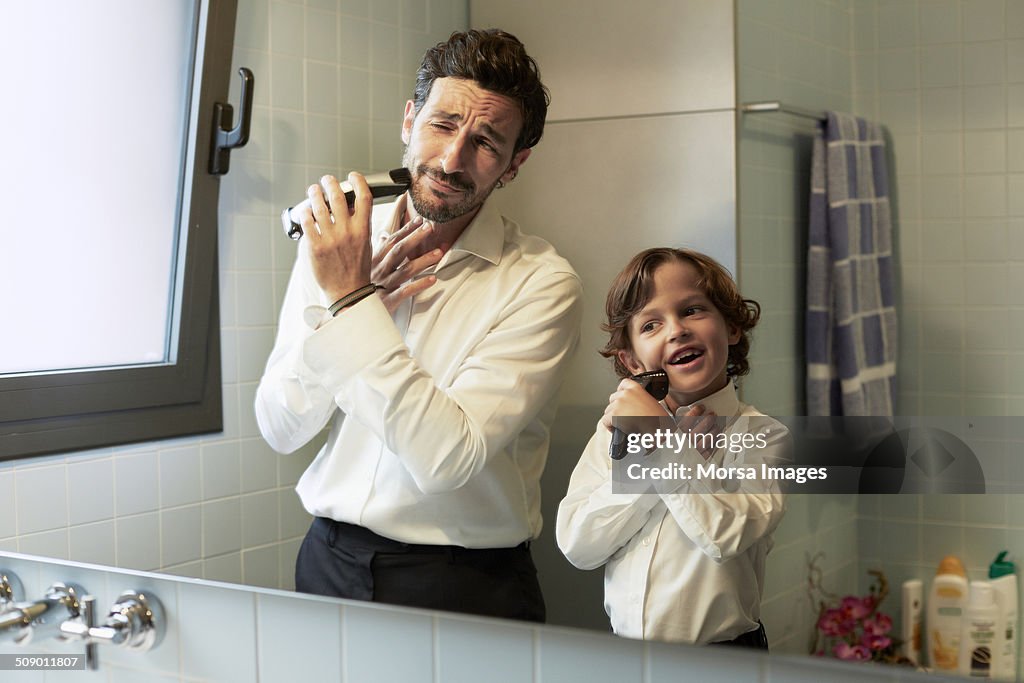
[671,381,741,418]
[374,193,504,267]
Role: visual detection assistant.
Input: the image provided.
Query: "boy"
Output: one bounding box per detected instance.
[556,247,790,648]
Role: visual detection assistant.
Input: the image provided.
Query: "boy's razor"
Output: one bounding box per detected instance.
[281,167,413,240]
[609,370,670,460]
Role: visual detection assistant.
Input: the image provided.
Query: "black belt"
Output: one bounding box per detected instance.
[315,517,530,554]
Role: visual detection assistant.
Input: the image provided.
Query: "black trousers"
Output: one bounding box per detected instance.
[713,621,769,651]
[295,517,546,623]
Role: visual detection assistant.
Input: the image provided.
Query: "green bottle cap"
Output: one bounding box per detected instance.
[989,550,1016,579]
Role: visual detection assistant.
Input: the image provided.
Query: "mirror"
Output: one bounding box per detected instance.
[1,1,1019,678]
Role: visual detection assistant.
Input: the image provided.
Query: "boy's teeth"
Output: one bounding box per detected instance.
[670,351,702,365]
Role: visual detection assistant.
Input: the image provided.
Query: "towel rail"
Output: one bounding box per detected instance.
[739,100,826,121]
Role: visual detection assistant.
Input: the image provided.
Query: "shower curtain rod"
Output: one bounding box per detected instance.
[739,101,826,121]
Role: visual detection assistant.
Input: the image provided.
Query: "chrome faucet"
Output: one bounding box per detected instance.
[0,582,84,645]
[59,590,165,652]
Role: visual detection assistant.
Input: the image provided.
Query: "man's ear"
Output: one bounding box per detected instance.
[500,147,531,185]
[401,100,416,145]
[616,350,645,377]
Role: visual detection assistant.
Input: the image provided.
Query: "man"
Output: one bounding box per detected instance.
[255,29,582,623]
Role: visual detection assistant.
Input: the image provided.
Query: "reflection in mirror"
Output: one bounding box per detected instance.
[0,0,470,592]
[2,1,1021,679]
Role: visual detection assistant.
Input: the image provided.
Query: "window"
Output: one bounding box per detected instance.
[0,0,242,460]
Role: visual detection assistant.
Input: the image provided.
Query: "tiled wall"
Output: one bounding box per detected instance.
[0,550,939,682]
[735,0,861,655]
[469,0,739,632]
[738,0,1024,666]
[0,0,467,589]
[850,0,1024,674]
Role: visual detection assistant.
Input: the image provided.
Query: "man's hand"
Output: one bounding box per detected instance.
[371,216,446,314]
[300,173,373,303]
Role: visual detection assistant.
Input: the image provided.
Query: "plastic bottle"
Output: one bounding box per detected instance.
[928,555,968,672]
[902,579,923,665]
[988,551,1018,681]
[959,581,1003,678]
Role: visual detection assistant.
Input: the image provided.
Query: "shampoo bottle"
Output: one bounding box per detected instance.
[902,579,923,665]
[959,581,1003,678]
[928,555,968,672]
[988,551,1018,681]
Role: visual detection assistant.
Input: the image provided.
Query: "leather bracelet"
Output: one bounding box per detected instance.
[328,283,381,317]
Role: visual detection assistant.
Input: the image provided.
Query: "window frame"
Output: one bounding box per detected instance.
[0,0,238,461]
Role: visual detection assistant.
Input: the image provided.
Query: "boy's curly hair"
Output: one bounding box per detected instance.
[600,248,761,379]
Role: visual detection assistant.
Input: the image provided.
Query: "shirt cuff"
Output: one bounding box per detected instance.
[301,294,404,392]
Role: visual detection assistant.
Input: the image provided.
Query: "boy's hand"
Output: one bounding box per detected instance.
[678,404,720,459]
[601,377,667,433]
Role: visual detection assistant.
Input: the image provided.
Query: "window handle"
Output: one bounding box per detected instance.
[208,66,254,175]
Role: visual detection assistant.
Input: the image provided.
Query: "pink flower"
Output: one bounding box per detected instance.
[840,595,872,620]
[817,608,854,637]
[863,613,892,636]
[834,642,873,661]
[861,633,892,651]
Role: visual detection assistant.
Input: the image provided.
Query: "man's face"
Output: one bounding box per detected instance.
[401,77,531,224]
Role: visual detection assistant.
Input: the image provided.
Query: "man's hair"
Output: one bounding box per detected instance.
[413,29,549,153]
[600,248,761,380]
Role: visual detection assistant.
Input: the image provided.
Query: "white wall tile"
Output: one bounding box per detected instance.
[203,551,243,583]
[15,465,68,535]
[344,604,433,683]
[18,529,68,559]
[240,438,280,493]
[161,504,202,567]
[242,544,281,589]
[67,457,114,525]
[306,8,339,63]
[964,41,1007,85]
[0,471,14,539]
[242,491,280,547]
[114,452,159,517]
[159,445,201,508]
[539,628,644,682]
[68,520,115,566]
[964,84,1008,129]
[919,0,961,45]
[339,16,371,68]
[962,0,1007,41]
[257,592,342,682]
[921,132,962,174]
[203,497,243,557]
[437,615,535,683]
[270,1,305,57]
[115,513,160,571]
[202,441,241,499]
[470,0,735,120]
[920,44,962,87]
[180,581,257,681]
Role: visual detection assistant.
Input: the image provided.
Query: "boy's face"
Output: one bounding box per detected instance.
[617,259,740,411]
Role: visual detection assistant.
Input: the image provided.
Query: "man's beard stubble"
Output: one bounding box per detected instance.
[403,153,499,224]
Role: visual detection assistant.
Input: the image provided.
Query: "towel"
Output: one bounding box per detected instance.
[806,112,897,416]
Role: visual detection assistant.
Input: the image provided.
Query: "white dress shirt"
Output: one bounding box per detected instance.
[255,194,583,548]
[556,382,789,644]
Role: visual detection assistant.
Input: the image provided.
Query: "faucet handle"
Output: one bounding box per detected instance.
[104,590,165,652]
[61,590,165,652]
[0,569,23,609]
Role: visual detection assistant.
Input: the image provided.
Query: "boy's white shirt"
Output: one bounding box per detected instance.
[555,382,790,644]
